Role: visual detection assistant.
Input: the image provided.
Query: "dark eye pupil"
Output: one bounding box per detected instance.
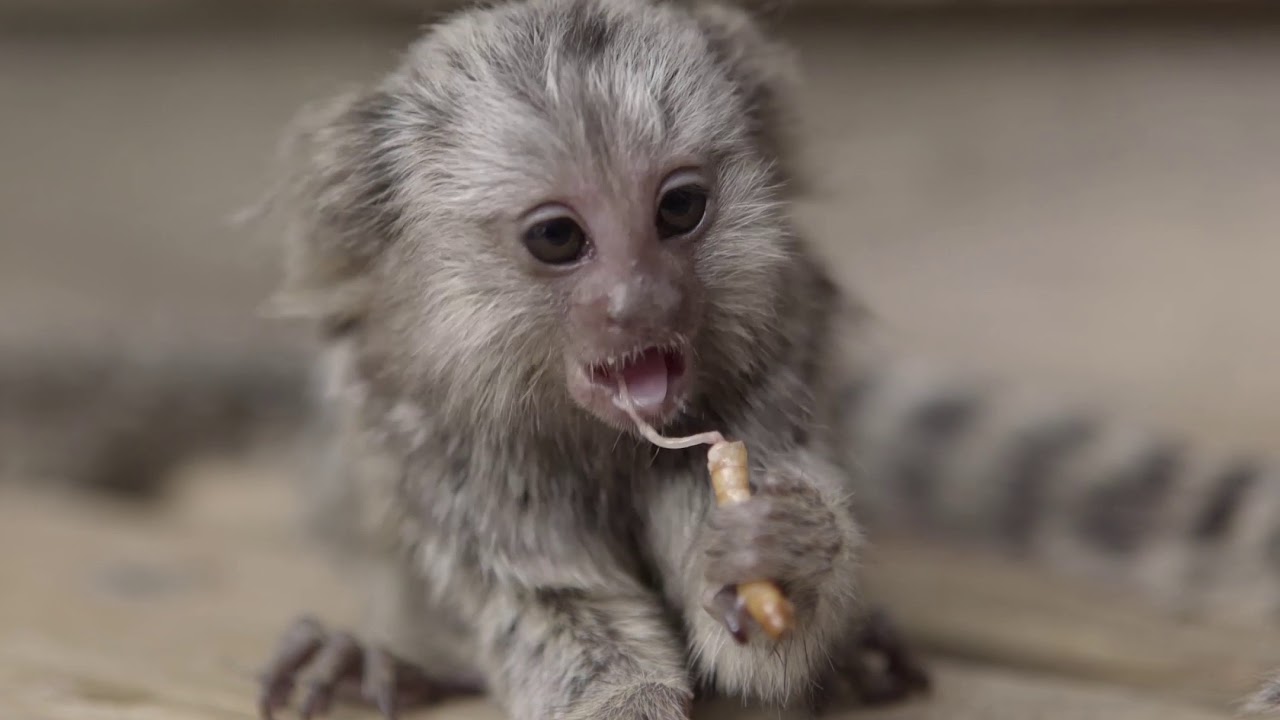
[657,185,708,238]
[523,217,585,265]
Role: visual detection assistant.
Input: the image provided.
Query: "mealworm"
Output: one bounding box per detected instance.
[616,383,795,640]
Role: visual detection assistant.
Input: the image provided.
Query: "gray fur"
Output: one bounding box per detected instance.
[2,0,1274,712]
[833,355,1280,626]
[1190,459,1259,543]
[0,339,310,498]
[2,0,1273,711]
[272,1,865,716]
[2,0,1280,712]
[249,0,1280,715]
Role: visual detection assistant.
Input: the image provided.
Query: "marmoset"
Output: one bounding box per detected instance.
[248,0,1280,718]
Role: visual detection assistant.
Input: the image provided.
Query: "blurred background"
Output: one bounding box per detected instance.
[2,1,1279,719]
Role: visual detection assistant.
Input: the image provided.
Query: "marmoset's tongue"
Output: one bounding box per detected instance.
[619,349,669,411]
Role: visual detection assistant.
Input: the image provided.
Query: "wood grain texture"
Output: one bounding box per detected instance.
[4,8,1280,720]
[0,459,1269,720]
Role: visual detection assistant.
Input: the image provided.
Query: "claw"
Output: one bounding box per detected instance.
[704,585,752,645]
[362,647,399,720]
[256,613,484,720]
[861,609,930,695]
[843,608,931,706]
[258,616,326,720]
[298,632,361,720]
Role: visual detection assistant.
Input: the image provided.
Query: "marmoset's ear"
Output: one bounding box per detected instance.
[264,87,406,331]
[689,0,804,178]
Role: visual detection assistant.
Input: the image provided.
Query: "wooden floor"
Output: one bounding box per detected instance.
[6,7,1280,720]
[3,457,1278,720]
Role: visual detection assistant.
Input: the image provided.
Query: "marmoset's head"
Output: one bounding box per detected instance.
[277,0,804,434]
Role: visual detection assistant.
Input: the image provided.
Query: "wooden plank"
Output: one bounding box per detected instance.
[861,538,1280,710]
[0,459,1266,719]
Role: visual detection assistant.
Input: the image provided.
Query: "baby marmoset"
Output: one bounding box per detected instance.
[259,0,919,717]
[253,0,1280,717]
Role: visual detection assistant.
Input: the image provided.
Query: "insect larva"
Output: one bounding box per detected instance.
[616,383,795,640]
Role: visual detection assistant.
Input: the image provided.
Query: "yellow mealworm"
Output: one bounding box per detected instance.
[616,383,795,640]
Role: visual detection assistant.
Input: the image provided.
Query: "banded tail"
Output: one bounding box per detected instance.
[832,351,1280,628]
[0,340,312,499]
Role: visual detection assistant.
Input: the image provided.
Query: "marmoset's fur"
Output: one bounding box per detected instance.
[49,2,1259,712]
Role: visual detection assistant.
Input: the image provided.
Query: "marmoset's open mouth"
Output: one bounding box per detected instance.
[570,342,693,427]
[588,345,687,412]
